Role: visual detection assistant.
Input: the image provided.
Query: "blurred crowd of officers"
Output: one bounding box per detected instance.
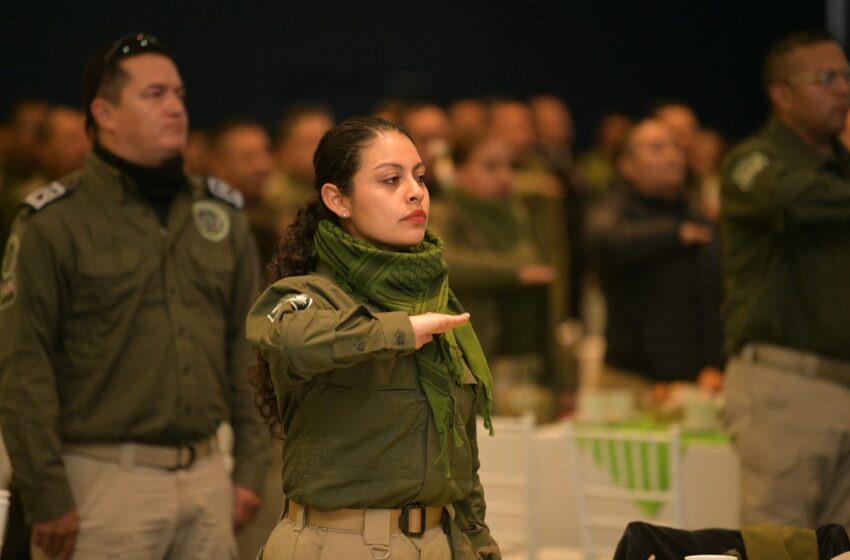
[3,27,850,558]
[0,91,738,420]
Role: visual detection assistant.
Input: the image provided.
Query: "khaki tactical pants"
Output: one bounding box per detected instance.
[724,354,850,533]
[32,452,237,559]
[260,507,451,560]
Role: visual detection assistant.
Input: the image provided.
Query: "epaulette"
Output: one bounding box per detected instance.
[21,181,73,212]
[205,177,244,210]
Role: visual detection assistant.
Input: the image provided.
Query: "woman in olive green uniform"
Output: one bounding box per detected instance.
[246,117,500,560]
[428,134,556,384]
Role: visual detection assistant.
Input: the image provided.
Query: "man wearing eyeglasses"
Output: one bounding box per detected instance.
[0,33,269,559]
[720,29,850,532]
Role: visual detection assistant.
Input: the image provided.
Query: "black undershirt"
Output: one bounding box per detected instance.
[94,143,186,226]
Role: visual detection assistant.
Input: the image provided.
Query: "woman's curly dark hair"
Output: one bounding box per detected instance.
[247,116,413,439]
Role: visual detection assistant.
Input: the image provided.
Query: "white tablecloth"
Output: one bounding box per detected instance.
[532,421,741,548]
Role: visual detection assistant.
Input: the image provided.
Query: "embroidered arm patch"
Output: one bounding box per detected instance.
[730,152,769,192]
[267,294,314,322]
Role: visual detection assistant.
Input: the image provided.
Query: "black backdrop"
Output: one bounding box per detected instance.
[0,1,824,150]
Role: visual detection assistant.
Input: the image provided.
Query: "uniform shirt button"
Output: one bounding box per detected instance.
[394,331,406,345]
[354,339,367,352]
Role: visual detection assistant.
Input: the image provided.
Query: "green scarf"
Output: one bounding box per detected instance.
[314,220,494,474]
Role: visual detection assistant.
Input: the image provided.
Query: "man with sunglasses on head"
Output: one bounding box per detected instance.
[0,32,269,559]
[720,29,850,533]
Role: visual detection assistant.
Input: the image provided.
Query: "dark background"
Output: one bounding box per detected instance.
[0,1,825,150]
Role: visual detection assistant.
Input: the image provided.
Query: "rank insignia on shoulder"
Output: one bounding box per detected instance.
[267,294,314,322]
[206,177,244,210]
[731,152,769,192]
[22,181,69,211]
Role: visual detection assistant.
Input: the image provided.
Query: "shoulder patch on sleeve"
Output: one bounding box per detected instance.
[267,294,314,322]
[730,152,770,192]
[22,181,70,211]
[206,177,244,210]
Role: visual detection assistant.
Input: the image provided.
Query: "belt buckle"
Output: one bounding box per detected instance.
[169,443,196,471]
[399,503,427,538]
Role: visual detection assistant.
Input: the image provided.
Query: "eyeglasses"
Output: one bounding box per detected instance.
[785,67,850,88]
[103,32,165,67]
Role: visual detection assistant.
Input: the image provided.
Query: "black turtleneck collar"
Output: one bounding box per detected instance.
[94,143,187,225]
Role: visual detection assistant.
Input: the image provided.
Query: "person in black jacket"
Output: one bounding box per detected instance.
[586,118,725,401]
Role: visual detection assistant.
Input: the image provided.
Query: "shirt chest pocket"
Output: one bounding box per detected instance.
[328,356,420,390]
[183,243,234,309]
[72,249,143,316]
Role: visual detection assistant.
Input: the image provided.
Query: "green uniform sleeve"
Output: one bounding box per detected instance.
[246,280,416,385]
[721,149,850,231]
[0,219,75,523]
[227,215,271,495]
[451,395,501,560]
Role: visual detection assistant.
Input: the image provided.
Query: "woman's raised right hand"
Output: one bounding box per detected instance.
[409,312,471,349]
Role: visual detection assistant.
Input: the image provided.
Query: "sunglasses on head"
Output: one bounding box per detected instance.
[103,32,165,66]
[82,32,170,130]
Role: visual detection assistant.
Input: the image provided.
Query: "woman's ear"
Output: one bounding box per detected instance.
[320,183,351,219]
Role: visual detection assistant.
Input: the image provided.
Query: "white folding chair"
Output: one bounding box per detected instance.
[563,420,684,560]
[476,412,537,560]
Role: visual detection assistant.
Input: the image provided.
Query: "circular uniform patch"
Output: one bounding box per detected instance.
[1,234,20,279]
[192,201,231,242]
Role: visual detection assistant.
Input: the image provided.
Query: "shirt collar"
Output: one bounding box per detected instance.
[765,117,850,173]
